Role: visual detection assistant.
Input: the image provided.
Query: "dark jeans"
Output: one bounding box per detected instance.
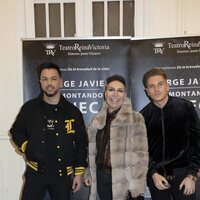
[96,169,144,200]
[70,183,89,200]
[147,169,196,200]
[97,169,112,200]
[21,176,71,200]
[133,197,144,200]
[196,178,200,200]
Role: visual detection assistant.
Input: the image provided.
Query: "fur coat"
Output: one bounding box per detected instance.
[86,97,148,200]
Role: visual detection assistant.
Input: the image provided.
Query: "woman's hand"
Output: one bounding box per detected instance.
[84,178,92,187]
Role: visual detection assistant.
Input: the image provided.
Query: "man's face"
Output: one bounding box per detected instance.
[145,75,169,107]
[40,68,62,97]
[104,80,126,113]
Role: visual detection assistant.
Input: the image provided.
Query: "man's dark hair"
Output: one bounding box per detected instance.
[37,63,61,79]
[143,67,167,88]
[106,74,126,86]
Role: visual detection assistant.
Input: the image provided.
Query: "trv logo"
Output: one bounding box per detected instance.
[44,42,57,56]
[153,47,165,54]
[45,49,56,56]
[152,41,165,54]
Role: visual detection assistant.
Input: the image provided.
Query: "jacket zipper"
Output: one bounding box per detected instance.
[161,108,166,177]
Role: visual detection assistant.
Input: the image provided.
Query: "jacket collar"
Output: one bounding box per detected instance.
[35,93,68,110]
[152,95,172,110]
[89,97,133,130]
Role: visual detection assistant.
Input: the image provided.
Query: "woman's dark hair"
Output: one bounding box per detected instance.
[37,62,61,79]
[106,74,126,86]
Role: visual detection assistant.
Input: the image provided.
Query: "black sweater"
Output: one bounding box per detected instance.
[140,96,200,177]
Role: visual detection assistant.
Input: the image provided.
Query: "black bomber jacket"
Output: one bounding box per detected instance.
[140,96,200,177]
[10,94,87,176]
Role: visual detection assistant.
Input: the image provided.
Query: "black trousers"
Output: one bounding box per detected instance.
[97,169,113,200]
[147,170,196,200]
[96,169,144,200]
[21,176,71,200]
[125,190,144,200]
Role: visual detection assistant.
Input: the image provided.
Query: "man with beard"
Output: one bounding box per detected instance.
[10,63,87,200]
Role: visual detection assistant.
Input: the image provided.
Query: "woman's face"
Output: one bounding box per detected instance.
[104,80,126,113]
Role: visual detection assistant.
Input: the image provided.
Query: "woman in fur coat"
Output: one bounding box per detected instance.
[84,75,149,200]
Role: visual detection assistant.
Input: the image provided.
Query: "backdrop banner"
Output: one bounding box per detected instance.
[23,36,200,200]
[130,36,200,116]
[23,38,131,126]
[129,35,200,200]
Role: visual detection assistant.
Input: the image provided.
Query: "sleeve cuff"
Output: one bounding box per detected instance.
[149,168,158,177]
[187,168,198,177]
[74,166,85,175]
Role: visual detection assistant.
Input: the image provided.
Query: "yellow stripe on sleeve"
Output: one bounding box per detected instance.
[74,167,85,175]
[21,141,28,153]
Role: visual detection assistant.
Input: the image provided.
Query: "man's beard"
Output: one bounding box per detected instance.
[43,87,59,97]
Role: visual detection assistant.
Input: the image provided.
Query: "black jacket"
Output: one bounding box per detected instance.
[140,96,200,177]
[10,94,87,176]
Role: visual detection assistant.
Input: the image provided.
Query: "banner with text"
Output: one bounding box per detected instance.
[130,36,200,117]
[23,36,200,200]
[23,38,131,125]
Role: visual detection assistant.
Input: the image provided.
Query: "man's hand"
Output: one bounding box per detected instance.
[179,176,196,195]
[72,174,82,193]
[152,173,171,190]
[84,178,92,187]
